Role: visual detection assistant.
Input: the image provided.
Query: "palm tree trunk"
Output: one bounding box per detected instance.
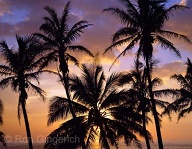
[145,57,164,149]
[59,49,87,149]
[21,101,33,149]
[19,72,33,149]
[142,106,151,149]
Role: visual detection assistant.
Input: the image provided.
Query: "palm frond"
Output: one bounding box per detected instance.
[45,116,87,148]
[178,103,192,120]
[112,27,139,43]
[171,74,189,89]
[27,81,46,100]
[69,74,94,107]
[154,89,180,98]
[100,90,127,109]
[155,35,181,57]
[65,53,79,66]
[85,127,98,148]
[157,30,191,43]
[0,65,15,76]
[151,77,163,89]
[67,45,93,57]
[100,72,123,102]
[48,96,71,125]
[108,35,141,70]
[161,4,189,20]
[0,76,16,90]
[60,1,70,34]
[44,6,60,30]
[38,50,58,70]
[34,33,58,47]
[104,33,138,55]
[65,20,92,44]
[103,7,138,26]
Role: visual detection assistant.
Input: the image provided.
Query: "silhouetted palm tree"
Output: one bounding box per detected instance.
[163,58,192,121]
[0,35,53,149]
[45,62,150,149]
[35,3,93,148]
[0,99,6,147]
[103,0,190,148]
[119,60,170,149]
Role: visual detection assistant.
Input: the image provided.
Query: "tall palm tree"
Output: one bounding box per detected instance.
[163,58,192,121]
[0,99,6,147]
[103,0,190,148]
[35,3,93,148]
[0,35,53,149]
[45,62,150,149]
[119,60,170,149]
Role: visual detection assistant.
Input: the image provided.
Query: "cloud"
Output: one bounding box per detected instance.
[0,0,10,16]
[0,0,122,64]
[154,60,186,88]
[155,61,186,77]
[1,0,191,66]
[180,0,187,5]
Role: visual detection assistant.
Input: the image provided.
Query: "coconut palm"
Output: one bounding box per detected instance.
[35,3,93,148]
[0,99,6,147]
[0,35,53,149]
[103,0,190,148]
[119,60,152,148]
[163,58,192,121]
[45,62,150,149]
[119,60,170,149]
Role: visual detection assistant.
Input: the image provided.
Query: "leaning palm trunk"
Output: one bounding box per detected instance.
[145,56,163,149]
[58,48,86,149]
[20,88,33,149]
[141,1,164,147]
[58,48,76,118]
[141,101,151,149]
[21,101,33,149]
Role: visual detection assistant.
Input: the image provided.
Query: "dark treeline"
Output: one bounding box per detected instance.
[0,0,191,149]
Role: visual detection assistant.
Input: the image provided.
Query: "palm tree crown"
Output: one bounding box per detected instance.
[119,60,170,148]
[35,1,93,72]
[104,0,190,66]
[45,62,150,149]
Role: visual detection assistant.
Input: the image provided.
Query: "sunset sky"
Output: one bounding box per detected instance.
[0,0,192,144]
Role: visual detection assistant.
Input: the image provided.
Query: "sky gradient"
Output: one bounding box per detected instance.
[0,0,192,143]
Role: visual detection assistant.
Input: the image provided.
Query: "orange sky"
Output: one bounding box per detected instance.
[0,0,192,145]
[1,60,192,143]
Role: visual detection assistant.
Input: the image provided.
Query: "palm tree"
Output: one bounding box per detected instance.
[0,99,6,147]
[35,3,93,148]
[119,60,170,149]
[163,58,192,121]
[103,0,190,148]
[0,35,53,149]
[45,62,150,149]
